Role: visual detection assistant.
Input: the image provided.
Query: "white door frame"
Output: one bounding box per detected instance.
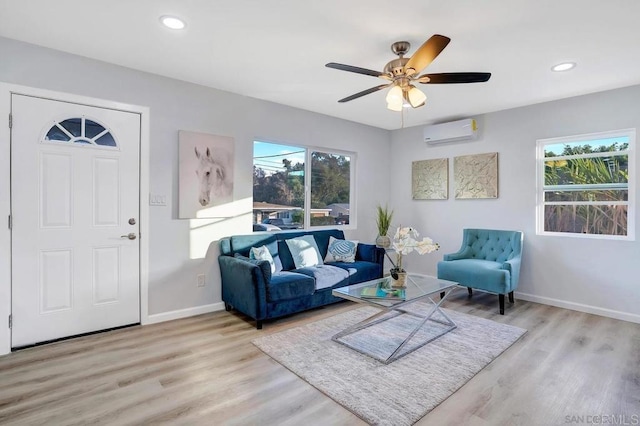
[0,82,151,355]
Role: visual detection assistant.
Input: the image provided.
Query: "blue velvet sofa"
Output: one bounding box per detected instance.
[218,229,384,329]
[437,228,523,315]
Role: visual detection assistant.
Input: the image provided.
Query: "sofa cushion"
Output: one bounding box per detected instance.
[267,271,315,302]
[278,240,295,271]
[324,236,358,263]
[356,243,378,263]
[294,265,349,290]
[274,230,346,269]
[227,234,283,273]
[285,235,324,268]
[229,234,276,255]
[437,259,510,294]
[309,230,343,259]
[328,260,382,285]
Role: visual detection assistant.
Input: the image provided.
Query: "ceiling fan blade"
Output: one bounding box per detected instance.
[404,34,451,76]
[326,62,384,78]
[338,84,391,103]
[418,72,492,84]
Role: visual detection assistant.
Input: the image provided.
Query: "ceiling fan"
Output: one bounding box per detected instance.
[326,34,491,111]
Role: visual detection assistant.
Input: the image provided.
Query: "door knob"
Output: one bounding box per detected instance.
[121,233,137,240]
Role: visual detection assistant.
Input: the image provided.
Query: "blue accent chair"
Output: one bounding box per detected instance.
[437,229,523,315]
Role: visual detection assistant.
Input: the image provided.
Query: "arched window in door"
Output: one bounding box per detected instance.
[44,117,118,148]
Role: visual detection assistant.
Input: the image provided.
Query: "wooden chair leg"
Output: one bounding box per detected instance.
[508,291,514,303]
[467,287,473,297]
[440,291,445,300]
[499,294,505,315]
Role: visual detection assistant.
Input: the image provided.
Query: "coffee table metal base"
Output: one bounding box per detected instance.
[331,287,457,364]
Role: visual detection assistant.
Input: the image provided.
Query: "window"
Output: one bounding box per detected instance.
[44,117,117,148]
[253,141,354,231]
[537,129,635,239]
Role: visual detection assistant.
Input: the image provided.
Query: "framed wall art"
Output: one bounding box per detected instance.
[179,130,235,218]
[412,158,449,200]
[454,152,498,199]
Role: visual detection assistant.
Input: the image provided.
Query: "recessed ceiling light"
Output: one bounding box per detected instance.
[160,15,186,30]
[552,62,576,72]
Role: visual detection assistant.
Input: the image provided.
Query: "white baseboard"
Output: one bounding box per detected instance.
[514,291,640,324]
[144,302,225,325]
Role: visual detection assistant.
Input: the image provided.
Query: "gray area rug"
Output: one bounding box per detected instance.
[253,303,526,425]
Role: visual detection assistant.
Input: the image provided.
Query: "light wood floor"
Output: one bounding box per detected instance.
[1,291,639,425]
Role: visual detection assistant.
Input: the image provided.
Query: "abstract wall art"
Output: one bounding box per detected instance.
[412,158,449,200]
[454,152,498,199]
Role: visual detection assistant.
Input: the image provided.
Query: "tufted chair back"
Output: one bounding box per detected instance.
[462,229,522,262]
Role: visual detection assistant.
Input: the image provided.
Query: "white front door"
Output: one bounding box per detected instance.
[11,94,141,348]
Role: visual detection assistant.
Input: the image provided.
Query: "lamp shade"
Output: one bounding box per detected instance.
[385,85,403,104]
[387,101,403,112]
[407,86,427,108]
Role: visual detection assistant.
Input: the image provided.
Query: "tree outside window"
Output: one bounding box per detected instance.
[537,130,635,239]
[253,142,354,231]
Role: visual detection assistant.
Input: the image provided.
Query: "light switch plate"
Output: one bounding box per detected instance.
[149,194,167,206]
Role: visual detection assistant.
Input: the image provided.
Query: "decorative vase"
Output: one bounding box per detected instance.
[376,235,391,248]
[391,270,407,288]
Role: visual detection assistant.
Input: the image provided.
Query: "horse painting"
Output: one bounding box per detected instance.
[179,130,234,219]
[194,146,231,207]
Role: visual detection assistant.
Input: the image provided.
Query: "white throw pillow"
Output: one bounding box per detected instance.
[285,235,324,269]
[250,245,276,273]
[324,236,358,263]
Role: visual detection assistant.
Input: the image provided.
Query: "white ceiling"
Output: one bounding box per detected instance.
[2,0,640,130]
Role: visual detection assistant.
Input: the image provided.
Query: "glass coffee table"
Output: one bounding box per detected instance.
[331,273,459,364]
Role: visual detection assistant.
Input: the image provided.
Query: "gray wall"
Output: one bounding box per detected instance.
[389,85,640,322]
[0,37,391,316]
[3,35,638,323]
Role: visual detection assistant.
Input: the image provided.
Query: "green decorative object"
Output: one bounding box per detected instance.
[375,205,393,248]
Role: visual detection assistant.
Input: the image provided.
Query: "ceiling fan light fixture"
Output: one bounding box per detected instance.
[387,100,403,112]
[327,34,491,108]
[407,86,427,108]
[160,15,186,30]
[385,85,403,104]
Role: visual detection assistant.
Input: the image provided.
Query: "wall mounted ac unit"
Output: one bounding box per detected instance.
[424,118,478,144]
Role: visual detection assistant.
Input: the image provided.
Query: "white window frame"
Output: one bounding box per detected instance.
[536,129,635,240]
[43,115,120,150]
[253,140,357,231]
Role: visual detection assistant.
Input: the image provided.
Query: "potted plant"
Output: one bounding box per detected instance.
[390,226,439,287]
[375,205,393,248]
